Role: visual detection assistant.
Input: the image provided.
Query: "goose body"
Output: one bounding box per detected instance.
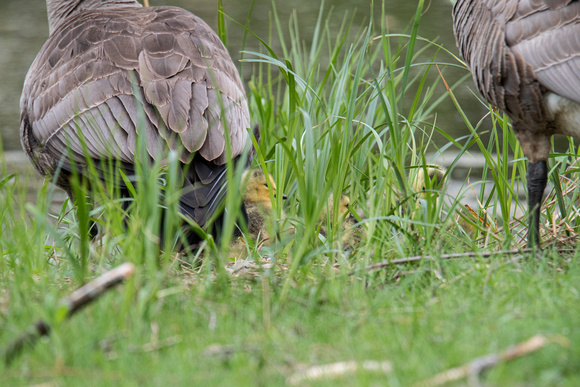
[453,0,580,247]
[20,0,251,242]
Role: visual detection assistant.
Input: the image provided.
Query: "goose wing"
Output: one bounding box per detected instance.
[454,0,580,112]
[20,6,251,227]
[504,0,580,104]
[452,0,547,124]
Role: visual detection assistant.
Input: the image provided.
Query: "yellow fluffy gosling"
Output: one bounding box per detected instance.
[228,169,286,260]
[412,166,446,194]
[412,166,486,237]
[319,194,364,248]
[241,168,283,241]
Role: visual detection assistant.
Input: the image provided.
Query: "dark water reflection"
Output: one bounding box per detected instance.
[0,0,479,154]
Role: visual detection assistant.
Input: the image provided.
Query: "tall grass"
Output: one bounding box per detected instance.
[1,1,579,385]
[241,0,481,267]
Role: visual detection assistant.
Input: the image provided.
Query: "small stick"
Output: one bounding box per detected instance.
[361,247,575,272]
[287,360,393,385]
[3,262,135,365]
[143,0,150,7]
[360,249,529,272]
[414,334,564,387]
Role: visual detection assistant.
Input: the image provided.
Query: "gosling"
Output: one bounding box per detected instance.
[241,168,284,242]
[227,168,286,260]
[318,194,364,248]
[412,166,446,194]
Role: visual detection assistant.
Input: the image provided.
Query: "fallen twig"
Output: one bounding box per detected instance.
[368,249,530,270]
[414,334,568,387]
[142,335,182,353]
[287,360,393,385]
[361,247,576,272]
[202,343,261,361]
[3,262,135,365]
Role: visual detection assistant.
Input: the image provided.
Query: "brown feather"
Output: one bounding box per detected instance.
[21,1,252,232]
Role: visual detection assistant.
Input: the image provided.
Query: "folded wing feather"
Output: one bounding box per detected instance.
[20,6,251,230]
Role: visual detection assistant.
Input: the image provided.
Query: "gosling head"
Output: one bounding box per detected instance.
[318,193,365,248]
[239,168,286,242]
[413,166,446,193]
[319,193,351,223]
[333,194,352,221]
[242,169,284,210]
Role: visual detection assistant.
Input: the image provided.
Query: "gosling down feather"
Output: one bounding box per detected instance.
[453,0,580,247]
[318,194,352,236]
[20,0,252,244]
[412,166,446,195]
[319,194,365,248]
[241,168,284,242]
[227,169,285,259]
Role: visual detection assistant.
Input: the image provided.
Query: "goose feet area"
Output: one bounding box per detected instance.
[527,160,548,248]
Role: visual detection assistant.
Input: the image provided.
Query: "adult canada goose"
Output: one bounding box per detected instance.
[20,0,251,245]
[453,1,580,248]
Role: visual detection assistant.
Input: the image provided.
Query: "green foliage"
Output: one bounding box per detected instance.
[1,1,579,385]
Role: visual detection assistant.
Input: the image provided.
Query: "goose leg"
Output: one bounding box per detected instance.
[527,160,547,248]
